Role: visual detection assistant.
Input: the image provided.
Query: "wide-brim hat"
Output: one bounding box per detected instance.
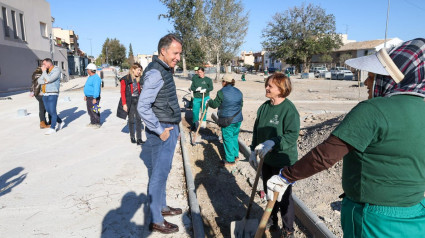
[345,47,404,83]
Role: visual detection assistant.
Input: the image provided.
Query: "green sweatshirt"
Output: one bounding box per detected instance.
[250,99,300,168]
[190,76,213,98]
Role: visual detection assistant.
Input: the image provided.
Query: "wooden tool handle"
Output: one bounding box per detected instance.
[193,108,209,142]
[245,154,265,219]
[254,191,279,238]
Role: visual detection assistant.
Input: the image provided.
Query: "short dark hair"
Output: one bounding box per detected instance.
[265,73,292,98]
[158,34,182,54]
[198,67,204,72]
[43,58,53,64]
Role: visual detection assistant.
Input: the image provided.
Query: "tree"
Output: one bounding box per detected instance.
[159,0,205,76]
[204,0,249,82]
[262,3,342,73]
[339,53,352,67]
[177,39,206,70]
[128,43,135,65]
[101,38,126,66]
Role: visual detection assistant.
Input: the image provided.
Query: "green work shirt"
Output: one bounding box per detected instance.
[251,99,300,168]
[190,76,213,98]
[332,95,425,207]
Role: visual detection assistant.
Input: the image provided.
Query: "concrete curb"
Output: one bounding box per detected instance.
[179,122,205,238]
[211,112,336,238]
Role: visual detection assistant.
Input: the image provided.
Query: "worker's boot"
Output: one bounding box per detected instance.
[40,121,49,129]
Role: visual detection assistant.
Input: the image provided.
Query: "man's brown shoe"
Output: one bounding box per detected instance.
[40,121,49,129]
[149,220,179,234]
[161,206,182,216]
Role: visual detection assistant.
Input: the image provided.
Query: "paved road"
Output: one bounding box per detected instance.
[0,79,190,237]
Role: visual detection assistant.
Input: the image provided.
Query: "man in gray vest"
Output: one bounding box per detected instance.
[137,34,182,234]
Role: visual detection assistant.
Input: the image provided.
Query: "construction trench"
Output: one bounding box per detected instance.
[178,108,344,238]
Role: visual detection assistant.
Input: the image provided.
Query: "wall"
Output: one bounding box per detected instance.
[0,0,64,92]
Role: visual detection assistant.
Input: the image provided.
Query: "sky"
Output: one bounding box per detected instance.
[48,0,424,58]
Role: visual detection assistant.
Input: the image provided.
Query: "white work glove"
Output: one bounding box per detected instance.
[249,151,258,169]
[204,99,210,107]
[266,171,293,202]
[196,87,202,92]
[255,140,275,159]
[200,89,206,93]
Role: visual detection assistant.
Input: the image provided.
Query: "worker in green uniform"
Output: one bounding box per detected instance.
[266,38,425,237]
[207,74,243,167]
[190,67,213,130]
[249,72,300,238]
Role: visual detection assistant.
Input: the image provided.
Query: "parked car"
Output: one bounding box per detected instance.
[330,67,354,80]
[267,67,277,73]
[285,67,295,75]
[311,66,328,78]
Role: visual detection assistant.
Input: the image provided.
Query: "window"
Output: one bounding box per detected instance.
[11,10,17,39]
[61,62,64,70]
[40,22,47,37]
[19,13,25,41]
[53,61,58,66]
[2,7,9,37]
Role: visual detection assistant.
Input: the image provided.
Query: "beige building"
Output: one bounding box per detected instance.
[52,27,79,55]
[0,0,68,92]
[135,53,154,70]
[240,51,254,66]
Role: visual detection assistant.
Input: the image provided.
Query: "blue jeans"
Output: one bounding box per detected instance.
[42,95,62,129]
[141,123,179,224]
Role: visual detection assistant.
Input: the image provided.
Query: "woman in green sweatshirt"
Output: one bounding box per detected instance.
[190,67,213,130]
[249,73,300,238]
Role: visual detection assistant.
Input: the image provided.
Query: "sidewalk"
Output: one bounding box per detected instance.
[0,81,191,237]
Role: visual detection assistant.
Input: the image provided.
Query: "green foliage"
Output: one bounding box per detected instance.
[204,0,249,79]
[128,43,134,57]
[121,61,130,69]
[320,54,333,63]
[262,3,342,72]
[339,53,352,66]
[183,40,206,70]
[101,38,126,66]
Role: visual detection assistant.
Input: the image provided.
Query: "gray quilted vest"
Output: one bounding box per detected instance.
[141,56,181,123]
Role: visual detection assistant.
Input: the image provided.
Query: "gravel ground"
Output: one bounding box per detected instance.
[173,73,364,238]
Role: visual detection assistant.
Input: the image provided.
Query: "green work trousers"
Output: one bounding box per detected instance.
[341,197,425,238]
[221,122,241,162]
[192,96,209,124]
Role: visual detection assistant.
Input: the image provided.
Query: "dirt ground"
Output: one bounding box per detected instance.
[174,72,368,238]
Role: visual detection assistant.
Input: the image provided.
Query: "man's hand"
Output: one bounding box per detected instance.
[255,140,275,159]
[41,65,47,72]
[123,104,128,112]
[266,173,293,202]
[249,151,258,169]
[196,87,202,92]
[84,96,87,101]
[160,127,174,141]
[92,98,96,104]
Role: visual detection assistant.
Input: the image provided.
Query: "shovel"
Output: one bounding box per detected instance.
[230,153,265,238]
[191,107,208,146]
[254,191,279,238]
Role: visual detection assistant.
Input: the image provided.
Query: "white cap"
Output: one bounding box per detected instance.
[345,48,404,83]
[222,74,234,82]
[86,63,97,71]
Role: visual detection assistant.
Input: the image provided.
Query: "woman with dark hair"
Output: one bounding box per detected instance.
[119,63,144,144]
[190,67,213,130]
[30,67,51,129]
[250,73,300,238]
[207,74,243,166]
